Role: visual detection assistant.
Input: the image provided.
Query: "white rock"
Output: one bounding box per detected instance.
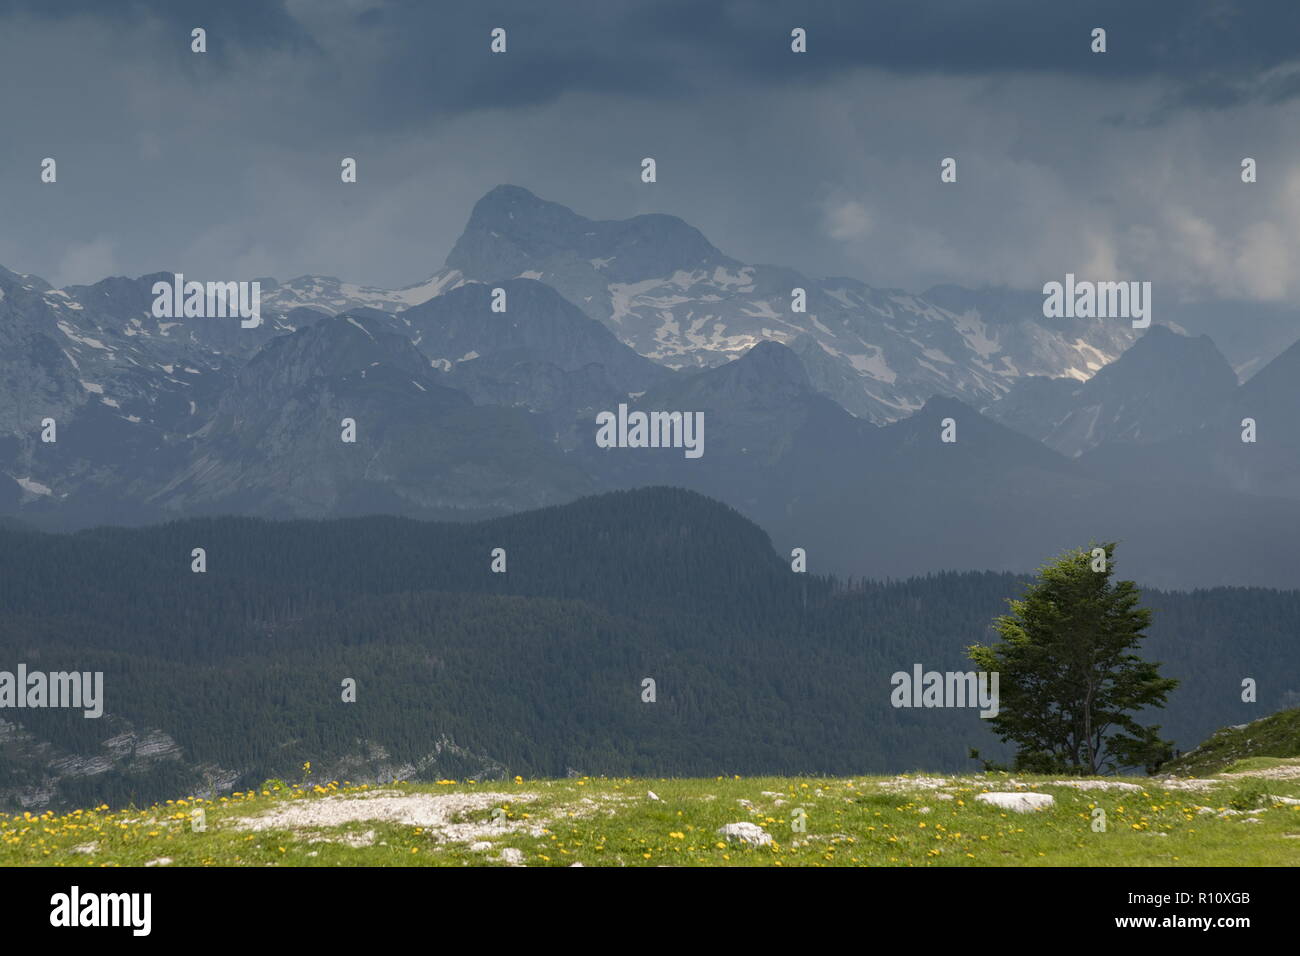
[569,862,584,866]
[1051,780,1143,792]
[1153,778,1220,791]
[469,841,493,852]
[717,822,773,846]
[497,847,525,864]
[144,857,172,867]
[880,775,948,792]
[647,790,660,801]
[975,792,1055,813]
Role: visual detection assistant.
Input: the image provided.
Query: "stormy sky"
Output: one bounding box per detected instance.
[4,0,1300,327]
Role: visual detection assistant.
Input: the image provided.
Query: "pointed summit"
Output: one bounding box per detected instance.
[987,325,1237,456]
[888,394,1069,472]
[1237,334,1300,407]
[727,340,812,390]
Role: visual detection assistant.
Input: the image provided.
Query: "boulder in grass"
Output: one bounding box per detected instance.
[716,822,773,846]
[975,792,1055,813]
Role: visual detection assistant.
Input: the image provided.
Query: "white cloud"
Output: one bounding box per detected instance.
[822,199,872,240]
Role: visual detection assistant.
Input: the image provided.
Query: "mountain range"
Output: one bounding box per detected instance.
[3,186,1300,589]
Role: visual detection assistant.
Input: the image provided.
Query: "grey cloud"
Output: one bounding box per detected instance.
[2,0,1300,324]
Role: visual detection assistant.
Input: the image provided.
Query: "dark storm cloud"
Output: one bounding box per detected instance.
[3,0,1300,308]
[0,0,314,58]
[8,0,1297,129]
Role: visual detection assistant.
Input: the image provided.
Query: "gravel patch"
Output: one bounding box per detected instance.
[232,789,545,843]
[1049,780,1144,792]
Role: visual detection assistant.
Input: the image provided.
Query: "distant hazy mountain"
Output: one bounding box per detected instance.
[984,325,1239,457]
[262,187,1142,421]
[149,311,594,519]
[401,277,674,435]
[436,186,1138,422]
[579,340,880,517]
[574,341,1300,591]
[3,187,1300,588]
[1081,335,1300,502]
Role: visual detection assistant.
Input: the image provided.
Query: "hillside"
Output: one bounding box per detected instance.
[1164,708,1300,777]
[2,487,1299,812]
[4,764,1298,867]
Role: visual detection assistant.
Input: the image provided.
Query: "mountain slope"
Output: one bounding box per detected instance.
[1080,334,1300,501]
[400,277,675,432]
[1,488,1298,811]
[402,277,669,386]
[149,312,593,518]
[985,326,1238,457]
[1162,708,1300,777]
[580,340,881,516]
[421,186,1140,422]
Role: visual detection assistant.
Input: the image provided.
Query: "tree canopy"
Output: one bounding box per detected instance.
[969,543,1178,775]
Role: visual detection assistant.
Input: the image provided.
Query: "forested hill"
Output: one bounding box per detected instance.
[0,486,795,639]
[1,486,1297,811]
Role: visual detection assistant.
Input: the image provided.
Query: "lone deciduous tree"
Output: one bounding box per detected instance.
[968,543,1178,775]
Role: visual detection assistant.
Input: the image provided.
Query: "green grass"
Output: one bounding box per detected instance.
[1163,707,1300,777]
[4,764,1300,867]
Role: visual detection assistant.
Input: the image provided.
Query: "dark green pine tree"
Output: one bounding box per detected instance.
[969,543,1179,775]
